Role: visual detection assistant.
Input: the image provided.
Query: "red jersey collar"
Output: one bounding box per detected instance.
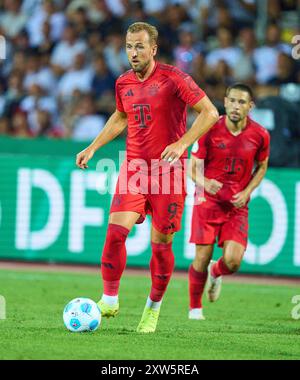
[224,115,250,137]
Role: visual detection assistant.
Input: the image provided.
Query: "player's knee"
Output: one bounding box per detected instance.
[225,259,240,273]
[194,255,210,271]
[106,223,129,242]
[102,224,129,258]
[151,242,174,268]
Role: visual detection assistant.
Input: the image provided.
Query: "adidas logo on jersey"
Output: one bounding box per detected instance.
[125,89,134,96]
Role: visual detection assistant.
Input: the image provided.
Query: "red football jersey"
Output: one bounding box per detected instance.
[192,115,270,202]
[115,62,206,163]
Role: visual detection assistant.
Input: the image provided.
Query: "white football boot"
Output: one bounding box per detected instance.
[206,260,222,302]
[188,308,205,320]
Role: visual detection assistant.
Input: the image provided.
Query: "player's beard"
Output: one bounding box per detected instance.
[130,59,151,73]
[228,112,243,124]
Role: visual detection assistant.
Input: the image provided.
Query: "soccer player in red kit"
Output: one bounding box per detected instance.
[188,83,270,320]
[76,22,219,332]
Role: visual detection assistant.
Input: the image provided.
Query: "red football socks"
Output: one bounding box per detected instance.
[149,242,174,302]
[211,257,234,278]
[101,223,130,296]
[188,265,208,309]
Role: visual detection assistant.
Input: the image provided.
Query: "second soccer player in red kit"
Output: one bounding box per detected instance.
[188,83,270,320]
[76,22,219,332]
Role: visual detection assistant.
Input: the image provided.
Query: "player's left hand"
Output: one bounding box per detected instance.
[231,190,250,208]
[161,142,187,165]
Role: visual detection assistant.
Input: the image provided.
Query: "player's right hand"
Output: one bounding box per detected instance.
[204,178,223,195]
[76,147,95,169]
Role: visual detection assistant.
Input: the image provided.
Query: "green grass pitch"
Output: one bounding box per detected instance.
[0,268,300,360]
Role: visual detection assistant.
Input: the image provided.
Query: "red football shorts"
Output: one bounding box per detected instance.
[110,161,187,234]
[190,197,248,248]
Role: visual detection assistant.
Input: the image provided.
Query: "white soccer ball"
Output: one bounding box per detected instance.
[63,297,101,332]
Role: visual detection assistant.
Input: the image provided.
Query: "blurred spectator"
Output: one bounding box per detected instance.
[26,0,66,47]
[20,83,58,134]
[200,1,233,38]
[35,109,63,137]
[23,51,56,96]
[174,29,205,74]
[0,81,7,117]
[159,3,190,57]
[190,53,206,85]
[206,27,242,70]
[10,51,27,75]
[268,52,299,85]
[86,30,105,59]
[91,54,115,99]
[0,117,10,135]
[0,0,28,39]
[1,70,25,117]
[267,0,299,25]
[21,0,43,16]
[10,108,32,137]
[253,23,291,84]
[103,32,130,77]
[89,0,122,38]
[233,27,257,83]
[50,23,87,76]
[13,29,31,53]
[57,52,93,101]
[36,20,55,55]
[105,0,128,17]
[67,6,92,39]
[223,0,256,31]
[206,59,234,87]
[71,94,106,141]
[123,1,159,31]
[141,0,168,16]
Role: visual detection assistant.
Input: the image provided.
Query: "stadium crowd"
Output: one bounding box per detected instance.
[0,0,299,165]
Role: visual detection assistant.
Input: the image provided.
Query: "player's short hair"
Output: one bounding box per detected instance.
[126,22,158,45]
[226,83,254,100]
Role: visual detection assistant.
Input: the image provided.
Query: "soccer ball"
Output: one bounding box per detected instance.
[63,297,101,332]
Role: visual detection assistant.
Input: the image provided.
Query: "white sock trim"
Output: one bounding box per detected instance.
[102,294,118,305]
[146,296,162,310]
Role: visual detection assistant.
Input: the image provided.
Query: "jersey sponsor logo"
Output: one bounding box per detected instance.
[125,89,134,97]
[224,157,244,175]
[218,142,226,149]
[133,104,151,128]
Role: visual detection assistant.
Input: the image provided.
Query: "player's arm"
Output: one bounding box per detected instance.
[161,96,219,164]
[231,158,269,208]
[188,155,223,195]
[76,109,127,169]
